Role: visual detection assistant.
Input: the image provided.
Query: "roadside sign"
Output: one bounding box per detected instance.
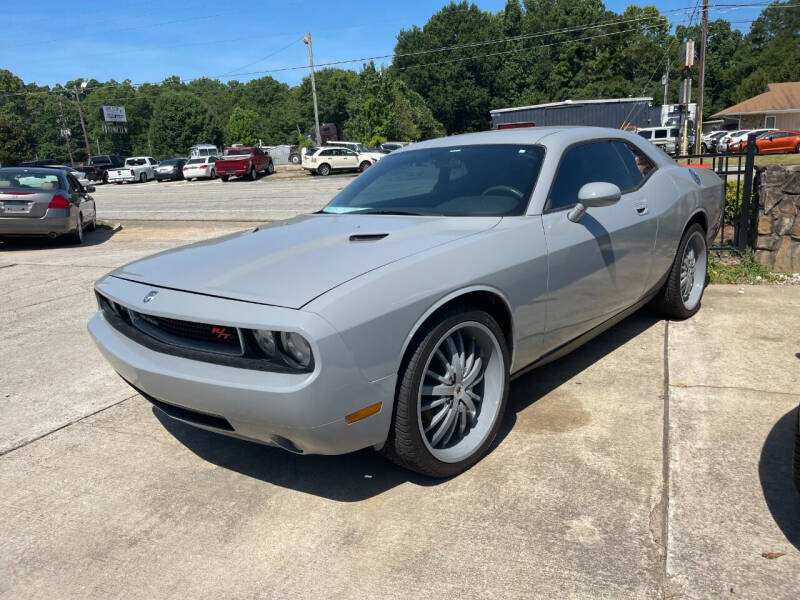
[99,105,127,123]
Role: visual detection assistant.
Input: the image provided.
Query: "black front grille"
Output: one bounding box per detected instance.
[127,309,243,356]
[135,312,240,348]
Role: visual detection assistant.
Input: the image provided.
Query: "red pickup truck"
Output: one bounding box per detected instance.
[215,147,274,181]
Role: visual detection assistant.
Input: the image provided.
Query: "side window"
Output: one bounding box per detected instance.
[320,150,333,157]
[549,141,640,210]
[613,142,655,188]
[654,130,667,139]
[66,174,82,193]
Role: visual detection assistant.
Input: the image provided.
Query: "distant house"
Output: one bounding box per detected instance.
[711,82,800,130]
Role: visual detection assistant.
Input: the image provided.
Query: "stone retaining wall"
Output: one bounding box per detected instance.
[755,165,800,273]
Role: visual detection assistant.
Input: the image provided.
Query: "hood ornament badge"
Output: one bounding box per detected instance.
[143,291,158,303]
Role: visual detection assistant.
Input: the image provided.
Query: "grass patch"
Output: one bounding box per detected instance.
[95,220,120,231]
[708,250,777,284]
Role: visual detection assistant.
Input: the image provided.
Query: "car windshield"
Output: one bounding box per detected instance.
[0,169,62,190]
[322,144,545,217]
[226,149,251,156]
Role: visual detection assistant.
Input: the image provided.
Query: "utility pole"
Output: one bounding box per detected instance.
[303,33,322,146]
[57,97,75,166]
[694,0,709,154]
[95,139,101,155]
[662,58,670,106]
[73,81,92,160]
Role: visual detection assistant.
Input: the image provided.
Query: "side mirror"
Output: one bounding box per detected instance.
[567,182,621,223]
[86,185,96,193]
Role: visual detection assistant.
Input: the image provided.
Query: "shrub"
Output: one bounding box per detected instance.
[724,180,742,225]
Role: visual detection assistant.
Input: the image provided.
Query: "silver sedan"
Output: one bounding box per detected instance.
[0,167,97,244]
[89,127,723,477]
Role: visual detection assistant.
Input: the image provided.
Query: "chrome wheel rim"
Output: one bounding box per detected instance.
[417,322,504,463]
[680,231,707,310]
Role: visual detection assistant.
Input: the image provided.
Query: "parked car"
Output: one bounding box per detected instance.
[636,126,682,156]
[215,147,273,181]
[324,141,384,168]
[727,128,776,153]
[182,156,218,181]
[718,130,751,153]
[303,147,376,175]
[18,159,61,167]
[0,167,96,244]
[107,157,158,184]
[380,141,412,153]
[701,131,727,153]
[747,130,800,154]
[154,158,186,182]
[79,155,124,183]
[89,127,723,477]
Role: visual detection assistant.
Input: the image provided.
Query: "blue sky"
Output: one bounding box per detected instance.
[2,0,764,89]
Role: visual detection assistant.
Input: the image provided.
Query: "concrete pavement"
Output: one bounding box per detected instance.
[1,223,798,599]
[91,171,353,222]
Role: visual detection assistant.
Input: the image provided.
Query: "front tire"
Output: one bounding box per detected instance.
[317,163,331,176]
[655,223,708,319]
[249,167,256,180]
[359,161,371,172]
[382,306,509,477]
[267,161,275,175]
[139,173,146,183]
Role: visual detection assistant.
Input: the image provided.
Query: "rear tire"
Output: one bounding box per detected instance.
[290,154,300,164]
[381,306,509,478]
[221,175,229,182]
[655,223,708,319]
[209,168,216,180]
[139,173,146,183]
[267,161,275,175]
[86,211,97,232]
[359,161,371,172]
[66,215,84,245]
[795,143,800,154]
[317,163,331,176]
[249,167,256,180]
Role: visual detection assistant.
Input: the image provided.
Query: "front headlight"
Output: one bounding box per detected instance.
[250,329,313,371]
[280,332,312,369]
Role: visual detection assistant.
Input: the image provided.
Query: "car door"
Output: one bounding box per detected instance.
[771,132,790,152]
[66,173,93,224]
[540,140,658,350]
[341,149,359,170]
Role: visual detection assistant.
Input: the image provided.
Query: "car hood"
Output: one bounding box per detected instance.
[110,213,501,309]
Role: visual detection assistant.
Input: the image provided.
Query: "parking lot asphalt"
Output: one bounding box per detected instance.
[1,220,799,599]
[92,168,352,222]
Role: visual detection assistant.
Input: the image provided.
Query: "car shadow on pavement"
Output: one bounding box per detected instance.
[0,226,119,251]
[759,407,800,551]
[156,311,662,502]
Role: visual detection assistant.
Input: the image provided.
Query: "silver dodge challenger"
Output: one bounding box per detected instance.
[89,127,723,477]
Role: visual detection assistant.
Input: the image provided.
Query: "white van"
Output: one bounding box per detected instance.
[636,126,681,156]
[189,144,219,159]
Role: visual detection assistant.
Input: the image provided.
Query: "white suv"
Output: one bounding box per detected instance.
[302,147,374,176]
[324,141,384,167]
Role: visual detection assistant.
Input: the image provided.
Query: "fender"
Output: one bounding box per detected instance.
[398,284,517,373]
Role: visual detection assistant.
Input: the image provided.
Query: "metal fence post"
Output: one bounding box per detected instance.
[737,133,757,252]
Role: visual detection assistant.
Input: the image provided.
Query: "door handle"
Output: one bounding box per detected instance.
[634,201,649,216]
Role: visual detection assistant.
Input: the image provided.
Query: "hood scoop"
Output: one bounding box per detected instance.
[349,233,389,242]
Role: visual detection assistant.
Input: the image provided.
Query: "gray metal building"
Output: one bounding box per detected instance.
[490,97,662,130]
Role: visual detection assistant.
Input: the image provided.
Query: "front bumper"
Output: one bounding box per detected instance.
[88,275,395,455]
[0,210,74,235]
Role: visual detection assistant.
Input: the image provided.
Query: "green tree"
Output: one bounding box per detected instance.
[0,121,32,165]
[225,106,264,145]
[148,92,221,157]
